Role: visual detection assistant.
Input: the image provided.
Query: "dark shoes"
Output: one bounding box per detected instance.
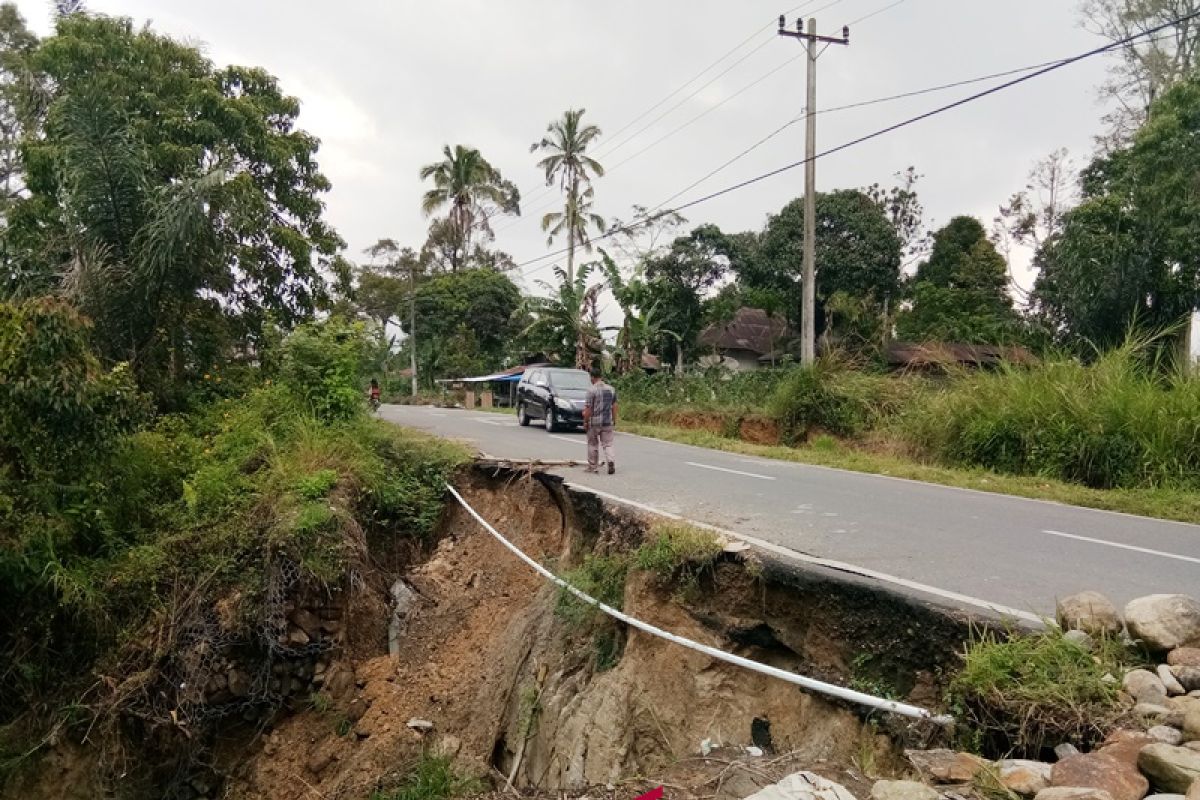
[607,462,615,475]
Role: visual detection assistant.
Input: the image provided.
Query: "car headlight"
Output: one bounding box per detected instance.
[555,397,573,410]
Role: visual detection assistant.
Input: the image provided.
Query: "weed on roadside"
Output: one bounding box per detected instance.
[634,522,723,597]
[371,754,483,800]
[948,626,1136,755]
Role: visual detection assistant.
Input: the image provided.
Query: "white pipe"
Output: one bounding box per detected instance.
[446,483,953,726]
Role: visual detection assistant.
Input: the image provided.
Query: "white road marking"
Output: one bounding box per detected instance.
[549,435,581,446]
[686,462,776,481]
[1042,529,1200,565]
[569,482,1042,625]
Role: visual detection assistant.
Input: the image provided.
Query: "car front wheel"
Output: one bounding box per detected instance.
[545,408,557,433]
[517,403,530,427]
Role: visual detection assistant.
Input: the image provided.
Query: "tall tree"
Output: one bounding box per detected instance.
[0,4,37,231]
[419,144,519,272]
[643,224,734,368]
[747,190,902,343]
[897,216,1021,344]
[531,108,605,284]
[411,268,520,380]
[1081,0,1200,145]
[2,13,348,401]
[863,166,930,266]
[1034,73,1200,349]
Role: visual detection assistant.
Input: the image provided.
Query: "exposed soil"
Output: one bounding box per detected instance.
[738,416,780,446]
[13,466,971,800]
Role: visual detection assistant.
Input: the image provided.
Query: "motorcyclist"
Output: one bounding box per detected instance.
[368,378,381,410]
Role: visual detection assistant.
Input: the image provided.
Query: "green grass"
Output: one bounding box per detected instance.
[634,522,723,590]
[372,755,483,800]
[554,553,629,627]
[901,338,1200,490]
[948,627,1138,755]
[620,420,1200,524]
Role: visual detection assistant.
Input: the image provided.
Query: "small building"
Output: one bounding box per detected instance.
[698,308,794,371]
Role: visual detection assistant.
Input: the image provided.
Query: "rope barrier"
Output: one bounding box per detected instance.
[445,483,954,726]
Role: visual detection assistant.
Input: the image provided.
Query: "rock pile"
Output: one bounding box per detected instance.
[870,591,1200,800]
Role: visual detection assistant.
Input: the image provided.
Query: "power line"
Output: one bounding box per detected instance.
[844,0,908,28]
[496,2,831,229]
[504,51,806,232]
[512,9,1200,275]
[652,30,1182,211]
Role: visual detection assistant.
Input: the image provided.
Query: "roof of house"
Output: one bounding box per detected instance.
[698,308,792,356]
[885,342,1037,368]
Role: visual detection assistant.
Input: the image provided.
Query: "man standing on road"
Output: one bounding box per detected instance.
[583,366,618,475]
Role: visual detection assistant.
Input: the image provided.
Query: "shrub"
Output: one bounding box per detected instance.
[0,298,145,481]
[279,317,371,421]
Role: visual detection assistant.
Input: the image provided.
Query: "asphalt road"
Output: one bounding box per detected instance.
[380,404,1200,621]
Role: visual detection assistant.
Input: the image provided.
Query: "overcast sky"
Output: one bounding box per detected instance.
[15,0,1116,304]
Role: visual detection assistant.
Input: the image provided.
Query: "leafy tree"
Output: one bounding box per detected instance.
[863,166,930,266]
[747,190,901,342]
[1081,0,1200,145]
[411,268,520,379]
[420,144,519,272]
[643,224,735,367]
[602,252,680,374]
[2,14,347,400]
[897,216,1020,344]
[1033,74,1200,349]
[0,297,142,482]
[531,108,605,284]
[0,4,37,229]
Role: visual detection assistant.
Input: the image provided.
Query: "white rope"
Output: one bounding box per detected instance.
[445,483,954,726]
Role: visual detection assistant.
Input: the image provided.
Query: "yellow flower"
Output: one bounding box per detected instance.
[203,373,211,380]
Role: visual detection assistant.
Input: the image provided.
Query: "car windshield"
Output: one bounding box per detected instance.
[548,370,590,391]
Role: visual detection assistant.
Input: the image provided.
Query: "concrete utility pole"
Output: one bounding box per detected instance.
[778,16,849,366]
[409,259,418,397]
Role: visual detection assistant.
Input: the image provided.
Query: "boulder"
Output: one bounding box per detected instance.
[1058,744,1083,760]
[1168,649,1200,668]
[1175,668,1200,693]
[905,749,990,783]
[998,760,1054,796]
[1059,591,1124,636]
[1150,727,1185,747]
[1184,709,1200,743]
[1127,670,1170,705]
[744,772,857,800]
[1125,596,1200,653]
[870,780,939,800]
[1161,666,1189,696]
[288,608,323,639]
[1136,704,1179,725]
[1034,789,1115,800]
[1099,731,1158,770]
[1137,744,1200,794]
[1050,752,1149,800]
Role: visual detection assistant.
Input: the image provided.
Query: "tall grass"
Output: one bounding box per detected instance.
[902,338,1200,489]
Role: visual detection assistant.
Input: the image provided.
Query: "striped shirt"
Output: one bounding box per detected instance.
[586,382,617,427]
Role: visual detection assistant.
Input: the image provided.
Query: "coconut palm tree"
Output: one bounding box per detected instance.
[530,109,606,284]
[419,144,519,271]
